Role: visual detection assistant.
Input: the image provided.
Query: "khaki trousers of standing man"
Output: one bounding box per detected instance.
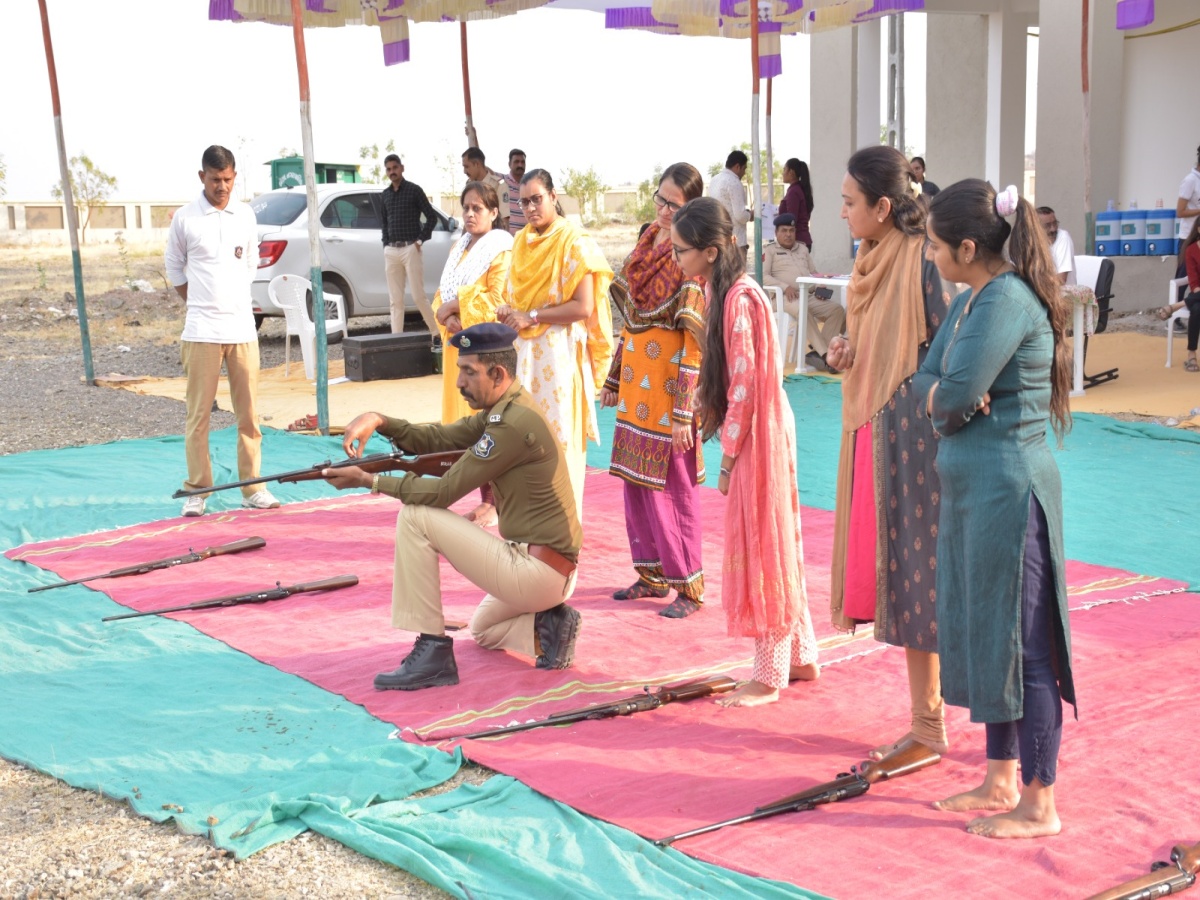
[392,504,577,657]
[180,340,262,498]
[384,243,438,335]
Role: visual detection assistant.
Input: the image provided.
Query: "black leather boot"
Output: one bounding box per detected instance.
[534,604,582,670]
[374,634,459,690]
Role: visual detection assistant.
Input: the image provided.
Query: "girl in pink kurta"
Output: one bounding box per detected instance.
[672,197,819,707]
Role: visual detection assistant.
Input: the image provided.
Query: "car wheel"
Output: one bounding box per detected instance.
[306,276,348,345]
[253,314,265,330]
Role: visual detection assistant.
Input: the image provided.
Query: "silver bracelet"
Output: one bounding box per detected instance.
[719,466,732,478]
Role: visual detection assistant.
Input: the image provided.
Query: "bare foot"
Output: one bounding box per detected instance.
[464,502,498,527]
[869,731,949,761]
[789,662,820,682]
[716,680,780,707]
[965,777,1060,838]
[934,784,1020,813]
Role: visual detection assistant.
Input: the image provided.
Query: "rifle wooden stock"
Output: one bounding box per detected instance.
[171,450,464,498]
[447,675,737,741]
[655,739,942,846]
[28,537,267,593]
[101,574,358,621]
[1088,842,1200,900]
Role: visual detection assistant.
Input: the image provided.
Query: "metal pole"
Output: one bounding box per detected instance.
[766,76,775,207]
[461,23,479,148]
[1081,0,1094,253]
[38,0,95,386]
[290,0,329,435]
[750,4,763,285]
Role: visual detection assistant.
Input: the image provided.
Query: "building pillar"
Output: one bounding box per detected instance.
[986,10,1029,193]
[926,12,988,190]
[809,24,872,273]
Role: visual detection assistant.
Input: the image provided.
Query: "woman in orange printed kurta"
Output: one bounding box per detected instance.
[672,197,819,707]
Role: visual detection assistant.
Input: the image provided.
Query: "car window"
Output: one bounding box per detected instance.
[321,194,381,230]
[428,209,450,233]
[251,191,307,226]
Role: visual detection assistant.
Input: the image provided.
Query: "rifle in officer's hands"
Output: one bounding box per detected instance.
[1086,841,1200,900]
[655,738,941,846]
[101,575,359,621]
[436,675,738,741]
[28,537,267,593]
[172,450,464,499]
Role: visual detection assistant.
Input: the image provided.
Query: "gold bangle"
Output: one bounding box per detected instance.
[371,474,381,494]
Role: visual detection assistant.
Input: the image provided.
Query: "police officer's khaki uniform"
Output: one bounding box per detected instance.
[375,383,582,658]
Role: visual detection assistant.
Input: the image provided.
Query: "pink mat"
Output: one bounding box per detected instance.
[11,472,1198,898]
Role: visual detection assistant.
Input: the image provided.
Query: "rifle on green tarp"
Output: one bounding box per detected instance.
[1087,841,1200,900]
[443,675,738,741]
[28,537,267,593]
[655,738,942,846]
[101,574,359,622]
[172,449,465,499]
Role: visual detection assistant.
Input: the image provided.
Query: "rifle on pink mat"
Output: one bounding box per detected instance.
[101,574,358,622]
[28,537,266,593]
[1086,842,1200,900]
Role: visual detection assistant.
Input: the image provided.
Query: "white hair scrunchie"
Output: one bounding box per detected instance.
[995,184,1020,218]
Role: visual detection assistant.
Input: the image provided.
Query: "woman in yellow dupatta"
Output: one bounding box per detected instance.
[825,145,950,761]
[433,180,513,524]
[496,169,614,521]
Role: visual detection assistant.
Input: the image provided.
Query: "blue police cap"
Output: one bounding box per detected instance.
[773,213,796,228]
[450,322,519,354]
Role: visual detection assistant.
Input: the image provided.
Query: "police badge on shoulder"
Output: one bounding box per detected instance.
[473,433,496,458]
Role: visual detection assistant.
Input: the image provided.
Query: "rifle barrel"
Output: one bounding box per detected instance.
[28,537,267,593]
[101,574,358,622]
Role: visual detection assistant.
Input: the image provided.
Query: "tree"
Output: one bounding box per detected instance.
[709,142,784,204]
[562,166,610,227]
[51,153,118,244]
[622,165,663,226]
[359,139,397,183]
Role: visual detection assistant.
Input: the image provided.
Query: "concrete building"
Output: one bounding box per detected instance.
[809,0,1192,311]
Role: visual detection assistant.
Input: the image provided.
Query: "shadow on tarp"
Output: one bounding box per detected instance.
[0,428,818,898]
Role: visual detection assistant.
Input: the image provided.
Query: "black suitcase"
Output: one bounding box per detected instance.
[343,332,433,382]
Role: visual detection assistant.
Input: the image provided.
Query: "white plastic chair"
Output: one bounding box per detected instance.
[268,274,347,380]
[1166,276,1191,368]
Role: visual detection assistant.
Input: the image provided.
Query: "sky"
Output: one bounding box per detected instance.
[3,0,931,202]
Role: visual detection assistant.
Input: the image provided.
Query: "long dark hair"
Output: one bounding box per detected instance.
[521,168,565,217]
[846,146,925,237]
[461,180,505,231]
[928,179,1071,441]
[673,197,745,442]
[659,162,704,203]
[785,157,814,212]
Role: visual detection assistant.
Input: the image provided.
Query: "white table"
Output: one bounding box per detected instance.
[779,275,851,372]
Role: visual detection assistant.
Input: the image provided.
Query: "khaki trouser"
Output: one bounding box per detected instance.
[384,243,437,335]
[181,340,262,498]
[392,505,576,659]
[784,293,848,357]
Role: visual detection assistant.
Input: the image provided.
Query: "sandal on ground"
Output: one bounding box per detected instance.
[1157,306,1174,321]
[287,413,319,432]
[613,579,670,601]
[1185,358,1199,372]
[659,596,702,618]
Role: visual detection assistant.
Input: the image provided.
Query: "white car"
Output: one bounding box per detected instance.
[250,183,460,339]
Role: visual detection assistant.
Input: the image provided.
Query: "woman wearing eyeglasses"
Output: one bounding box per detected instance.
[598,163,707,618]
[496,169,614,521]
[671,197,819,705]
[432,179,513,525]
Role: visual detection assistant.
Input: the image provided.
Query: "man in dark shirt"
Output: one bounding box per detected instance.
[322,323,583,691]
[380,154,439,337]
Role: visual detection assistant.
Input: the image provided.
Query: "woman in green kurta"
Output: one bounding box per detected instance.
[914,180,1076,840]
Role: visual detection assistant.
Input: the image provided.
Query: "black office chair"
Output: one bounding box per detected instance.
[1075,255,1118,388]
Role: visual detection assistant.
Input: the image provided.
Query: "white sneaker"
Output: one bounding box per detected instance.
[181,496,206,517]
[242,489,281,510]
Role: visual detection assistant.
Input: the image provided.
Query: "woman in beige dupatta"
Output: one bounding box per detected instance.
[496,169,614,521]
[826,146,950,759]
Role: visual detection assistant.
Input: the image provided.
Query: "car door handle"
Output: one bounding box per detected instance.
[326,237,345,243]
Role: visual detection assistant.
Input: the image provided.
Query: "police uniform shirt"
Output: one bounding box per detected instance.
[374,383,582,562]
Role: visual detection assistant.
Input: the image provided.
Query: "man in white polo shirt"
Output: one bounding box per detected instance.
[165,145,278,517]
